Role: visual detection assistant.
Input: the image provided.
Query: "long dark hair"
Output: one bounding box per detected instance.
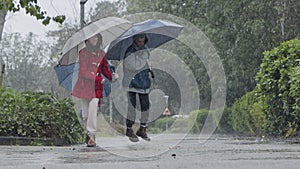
[85,34,103,53]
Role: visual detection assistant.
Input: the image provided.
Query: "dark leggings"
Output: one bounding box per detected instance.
[126,91,150,127]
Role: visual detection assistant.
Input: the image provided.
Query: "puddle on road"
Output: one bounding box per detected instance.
[60,148,160,164]
[79,146,107,152]
[230,139,300,145]
[284,140,300,144]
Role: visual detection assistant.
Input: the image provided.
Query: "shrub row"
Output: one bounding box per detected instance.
[256,38,300,137]
[0,87,84,145]
[148,39,300,138]
[150,108,233,135]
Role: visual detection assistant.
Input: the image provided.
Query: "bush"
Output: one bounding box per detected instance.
[0,87,84,145]
[149,116,190,133]
[147,127,163,134]
[256,38,300,137]
[188,109,209,133]
[151,117,176,131]
[188,108,234,134]
[216,107,234,134]
[230,89,268,136]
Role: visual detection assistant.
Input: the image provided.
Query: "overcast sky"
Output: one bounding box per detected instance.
[3,0,108,39]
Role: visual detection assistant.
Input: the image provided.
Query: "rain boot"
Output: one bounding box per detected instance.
[136,126,151,141]
[85,133,90,145]
[126,127,139,142]
[87,134,96,147]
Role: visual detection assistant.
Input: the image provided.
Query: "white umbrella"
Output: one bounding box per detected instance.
[59,17,133,65]
[55,17,132,91]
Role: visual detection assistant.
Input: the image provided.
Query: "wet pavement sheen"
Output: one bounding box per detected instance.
[1,134,300,169]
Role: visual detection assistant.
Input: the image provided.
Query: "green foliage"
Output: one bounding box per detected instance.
[169,117,190,133]
[0,32,70,98]
[188,108,234,134]
[89,1,119,22]
[119,1,300,137]
[0,0,65,25]
[188,108,233,134]
[230,89,268,136]
[216,107,234,134]
[147,127,163,134]
[188,109,209,133]
[121,0,300,107]
[290,65,300,114]
[151,116,176,131]
[0,87,84,145]
[150,116,190,133]
[256,38,300,137]
[52,15,66,24]
[186,104,267,136]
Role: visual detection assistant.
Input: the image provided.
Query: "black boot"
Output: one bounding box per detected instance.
[136,126,151,141]
[126,127,139,142]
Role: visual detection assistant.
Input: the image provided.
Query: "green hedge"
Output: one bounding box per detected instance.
[0,87,84,145]
[230,89,268,136]
[188,108,234,134]
[256,38,300,137]
[151,117,176,131]
[189,109,209,133]
[150,116,190,133]
[217,107,234,134]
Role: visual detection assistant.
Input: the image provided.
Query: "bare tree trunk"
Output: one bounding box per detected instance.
[0,64,5,87]
[280,0,286,41]
[0,10,7,86]
[0,10,7,41]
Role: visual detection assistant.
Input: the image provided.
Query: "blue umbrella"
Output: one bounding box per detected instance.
[54,61,114,96]
[107,19,183,60]
[54,63,79,91]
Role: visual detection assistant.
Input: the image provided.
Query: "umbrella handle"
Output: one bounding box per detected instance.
[110,66,115,72]
[108,60,115,72]
[150,70,155,78]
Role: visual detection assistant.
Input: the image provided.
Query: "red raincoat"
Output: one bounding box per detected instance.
[72,48,112,99]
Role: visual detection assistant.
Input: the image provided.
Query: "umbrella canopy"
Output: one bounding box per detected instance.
[107,19,183,60]
[59,17,133,65]
[54,63,79,91]
[55,17,132,91]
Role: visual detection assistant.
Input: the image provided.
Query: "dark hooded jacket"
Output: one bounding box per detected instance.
[123,34,151,89]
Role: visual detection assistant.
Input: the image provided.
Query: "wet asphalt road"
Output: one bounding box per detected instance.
[0,134,300,169]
